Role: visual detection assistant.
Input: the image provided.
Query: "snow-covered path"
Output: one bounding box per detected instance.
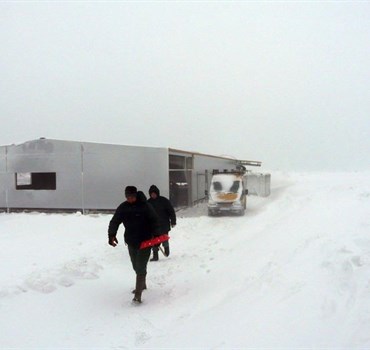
[1,172,370,349]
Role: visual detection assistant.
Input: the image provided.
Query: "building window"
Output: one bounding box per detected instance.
[15,172,56,190]
[169,155,193,170]
[186,156,193,170]
[169,155,185,169]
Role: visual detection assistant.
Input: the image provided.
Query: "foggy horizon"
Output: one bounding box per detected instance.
[1,2,369,171]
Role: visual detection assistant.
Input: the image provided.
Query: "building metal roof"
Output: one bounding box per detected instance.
[1,138,262,166]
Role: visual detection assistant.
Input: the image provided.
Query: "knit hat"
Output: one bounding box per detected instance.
[125,186,137,197]
[148,184,160,196]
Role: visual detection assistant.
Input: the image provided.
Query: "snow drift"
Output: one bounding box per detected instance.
[0,171,370,349]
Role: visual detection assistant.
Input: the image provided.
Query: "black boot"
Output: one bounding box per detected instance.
[132,275,146,303]
[132,274,146,294]
[150,250,159,261]
[164,246,170,257]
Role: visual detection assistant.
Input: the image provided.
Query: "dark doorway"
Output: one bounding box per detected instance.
[169,170,192,208]
[169,154,193,208]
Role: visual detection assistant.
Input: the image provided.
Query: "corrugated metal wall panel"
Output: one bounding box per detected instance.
[6,139,83,209]
[82,143,169,210]
[3,140,171,211]
[246,173,271,197]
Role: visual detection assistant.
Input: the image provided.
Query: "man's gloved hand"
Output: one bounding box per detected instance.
[108,236,118,247]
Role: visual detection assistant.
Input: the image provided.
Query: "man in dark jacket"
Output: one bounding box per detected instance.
[148,184,176,261]
[108,186,160,303]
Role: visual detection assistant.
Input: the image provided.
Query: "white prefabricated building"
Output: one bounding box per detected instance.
[0,138,269,213]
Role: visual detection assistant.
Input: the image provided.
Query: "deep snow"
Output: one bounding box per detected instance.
[1,172,370,349]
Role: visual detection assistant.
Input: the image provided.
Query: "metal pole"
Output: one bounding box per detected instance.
[5,146,9,213]
[80,144,85,215]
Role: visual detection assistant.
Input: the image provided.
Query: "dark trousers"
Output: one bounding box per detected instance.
[128,246,151,276]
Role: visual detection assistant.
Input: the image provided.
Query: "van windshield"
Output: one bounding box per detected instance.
[212,180,240,193]
[211,174,242,193]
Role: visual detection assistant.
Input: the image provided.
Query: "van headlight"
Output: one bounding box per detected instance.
[208,199,217,207]
[232,200,242,208]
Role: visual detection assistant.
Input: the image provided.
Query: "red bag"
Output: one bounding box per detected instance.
[140,234,170,249]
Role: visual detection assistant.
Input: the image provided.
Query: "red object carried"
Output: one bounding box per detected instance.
[140,234,170,249]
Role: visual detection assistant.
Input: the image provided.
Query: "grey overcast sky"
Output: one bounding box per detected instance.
[1,2,369,171]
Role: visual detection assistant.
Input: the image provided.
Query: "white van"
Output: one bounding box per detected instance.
[207,170,248,216]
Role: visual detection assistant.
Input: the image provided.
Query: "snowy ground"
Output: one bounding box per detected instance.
[1,172,370,349]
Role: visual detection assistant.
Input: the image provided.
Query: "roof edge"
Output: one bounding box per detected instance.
[169,148,261,166]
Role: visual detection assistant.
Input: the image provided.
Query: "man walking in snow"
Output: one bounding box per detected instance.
[148,184,176,261]
[108,186,160,303]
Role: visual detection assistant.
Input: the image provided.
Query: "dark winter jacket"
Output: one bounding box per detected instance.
[108,191,160,249]
[148,185,176,234]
